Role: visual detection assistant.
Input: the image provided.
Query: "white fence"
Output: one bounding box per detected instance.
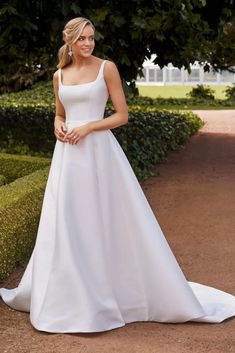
[136,64,235,86]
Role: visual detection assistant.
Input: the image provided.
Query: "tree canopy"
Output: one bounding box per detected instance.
[0,0,234,91]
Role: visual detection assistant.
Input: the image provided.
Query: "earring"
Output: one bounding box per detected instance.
[68,46,73,57]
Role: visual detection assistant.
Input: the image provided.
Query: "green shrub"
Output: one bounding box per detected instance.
[187,84,215,100]
[1,81,235,110]
[0,166,50,281]
[0,104,55,155]
[224,85,235,100]
[126,95,235,109]
[0,153,50,183]
[0,83,204,181]
[107,109,204,180]
[0,100,203,180]
[0,81,54,105]
[0,175,7,186]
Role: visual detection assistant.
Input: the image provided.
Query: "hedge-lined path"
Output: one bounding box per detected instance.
[1,110,235,353]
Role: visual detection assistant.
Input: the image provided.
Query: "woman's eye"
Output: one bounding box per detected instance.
[77,37,94,42]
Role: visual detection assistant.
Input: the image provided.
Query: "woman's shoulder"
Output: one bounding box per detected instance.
[103,60,119,80]
[104,59,116,67]
[93,56,116,68]
[53,69,60,80]
[53,69,62,87]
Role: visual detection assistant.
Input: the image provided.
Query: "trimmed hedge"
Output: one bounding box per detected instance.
[0,103,203,180]
[0,153,51,183]
[109,109,203,180]
[0,83,204,180]
[0,165,50,281]
[1,81,235,107]
[0,104,55,155]
[0,81,54,106]
[0,175,7,186]
[126,95,235,108]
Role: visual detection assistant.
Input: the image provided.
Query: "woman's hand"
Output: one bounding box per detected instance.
[54,119,67,142]
[63,123,92,145]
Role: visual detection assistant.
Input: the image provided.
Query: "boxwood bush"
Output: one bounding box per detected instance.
[1,81,235,107]
[0,175,7,186]
[126,95,235,109]
[0,153,51,183]
[0,104,55,155]
[224,85,235,101]
[0,159,50,281]
[0,103,203,180]
[108,109,203,180]
[186,84,215,100]
[0,82,205,180]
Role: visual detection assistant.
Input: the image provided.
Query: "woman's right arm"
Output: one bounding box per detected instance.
[53,71,67,142]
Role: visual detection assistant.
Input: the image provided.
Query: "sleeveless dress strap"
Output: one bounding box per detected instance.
[97,60,107,80]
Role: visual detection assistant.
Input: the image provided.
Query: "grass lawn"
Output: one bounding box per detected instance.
[137,85,228,99]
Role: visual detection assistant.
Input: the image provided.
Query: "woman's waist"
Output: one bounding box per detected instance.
[65,118,103,127]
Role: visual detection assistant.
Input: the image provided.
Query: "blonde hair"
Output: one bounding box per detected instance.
[57,17,95,69]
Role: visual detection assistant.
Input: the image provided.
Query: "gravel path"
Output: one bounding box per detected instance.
[1,110,235,353]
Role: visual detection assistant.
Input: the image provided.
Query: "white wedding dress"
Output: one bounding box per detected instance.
[1,60,235,333]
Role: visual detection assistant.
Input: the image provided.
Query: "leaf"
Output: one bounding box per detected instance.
[71,3,81,14]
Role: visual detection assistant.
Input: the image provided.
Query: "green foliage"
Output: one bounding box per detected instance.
[0,0,235,91]
[0,162,50,281]
[224,84,235,100]
[0,81,54,105]
[187,85,215,100]
[204,19,235,73]
[0,105,55,155]
[0,175,7,186]
[126,94,235,109]
[110,109,203,180]
[0,96,203,181]
[2,80,235,110]
[0,153,51,183]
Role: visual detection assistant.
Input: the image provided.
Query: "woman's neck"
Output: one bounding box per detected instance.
[71,55,94,68]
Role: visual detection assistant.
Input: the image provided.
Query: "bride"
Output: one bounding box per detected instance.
[1,17,235,333]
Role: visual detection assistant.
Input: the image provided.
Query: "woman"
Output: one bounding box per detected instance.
[1,17,235,333]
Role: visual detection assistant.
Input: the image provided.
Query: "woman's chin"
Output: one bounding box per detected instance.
[80,51,93,58]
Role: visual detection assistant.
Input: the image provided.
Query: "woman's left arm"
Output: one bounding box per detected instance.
[88,60,128,131]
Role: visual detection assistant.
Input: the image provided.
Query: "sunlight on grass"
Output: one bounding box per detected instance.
[137,85,228,99]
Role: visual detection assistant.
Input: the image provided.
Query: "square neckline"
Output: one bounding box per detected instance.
[59,60,105,87]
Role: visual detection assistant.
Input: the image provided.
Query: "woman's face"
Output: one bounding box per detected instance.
[72,25,95,58]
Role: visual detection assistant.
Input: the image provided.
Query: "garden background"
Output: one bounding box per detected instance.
[0,1,235,352]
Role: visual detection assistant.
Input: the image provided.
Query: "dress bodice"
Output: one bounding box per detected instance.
[58,60,109,122]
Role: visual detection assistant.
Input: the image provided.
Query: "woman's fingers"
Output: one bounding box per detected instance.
[55,127,66,139]
[55,133,64,142]
[65,128,74,137]
[60,128,84,144]
[65,131,80,144]
[61,125,67,133]
[69,135,79,144]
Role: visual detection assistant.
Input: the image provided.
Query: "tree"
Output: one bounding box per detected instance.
[0,0,234,92]
[204,19,235,73]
